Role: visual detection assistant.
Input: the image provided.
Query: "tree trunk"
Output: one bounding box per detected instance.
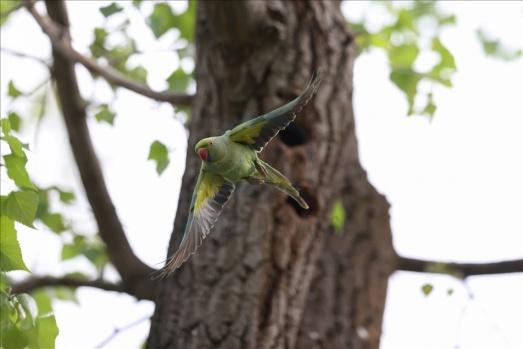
[148,2,397,348]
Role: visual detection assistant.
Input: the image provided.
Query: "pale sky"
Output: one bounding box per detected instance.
[1,1,522,348]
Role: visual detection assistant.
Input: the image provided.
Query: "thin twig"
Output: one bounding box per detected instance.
[1,47,50,66]
[94,314,152,349]
[461,280,510,346]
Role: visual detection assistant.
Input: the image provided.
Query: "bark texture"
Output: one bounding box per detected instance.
[148,2,397,348]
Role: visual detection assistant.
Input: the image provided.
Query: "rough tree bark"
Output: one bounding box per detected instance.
[148,2,397,348]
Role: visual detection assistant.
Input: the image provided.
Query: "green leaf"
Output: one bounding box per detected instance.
[84,244,108,269]
[37,315,58,349]
[147,3,176,39]
[94,104,116,125]
[61,244,79,261]
[389,70,421,115]
[1,117,11,134]
[49,286,77,303]
[411,1,436,20]
[31,290,52,316]
[389,43,419,68]
[132,0,143,9]
[421,283,433,296]
[432,37,456,71]
[394,8,416,34]
[2,191,39,227]
[147,140,170,175]
[128,65,148,84]
[1,273,12,291]
[58,190,75,204]
[90,27,108,58]
[7,112,21,132]
[8,81,22,98]
[368,33,388,49]
[0,216,29,272]
[3,134,24,157]
[31,286,78,318]
[422,101,436,119]
[16,294,38,326]
[439,14,456,26]
[175,1,196,41]
[447,288,454,296]
[329,199,346,232]
[61,235,107,269]
[1,324,29,349]
[1,117,24,157]
[166,68,191,91]
[476,28,522,61]
[1,1,21,27]
[3,154,35,190]
[0,301,10,330]
[41,213,67,233]
[99,3,123,18]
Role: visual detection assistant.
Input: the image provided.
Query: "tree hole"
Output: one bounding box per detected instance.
[287,186,318,218]
[279,123,308,147]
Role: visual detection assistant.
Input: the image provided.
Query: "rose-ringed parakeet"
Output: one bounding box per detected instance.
[157,70,321,277]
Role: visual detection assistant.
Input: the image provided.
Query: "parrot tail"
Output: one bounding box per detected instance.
[259,160,309,209]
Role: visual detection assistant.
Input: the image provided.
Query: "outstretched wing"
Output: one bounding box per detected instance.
[156,168,235,278]
[228,69,322,152]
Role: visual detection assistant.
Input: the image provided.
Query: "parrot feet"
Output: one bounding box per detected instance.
[255,161,268,178]
[245,176,264,185]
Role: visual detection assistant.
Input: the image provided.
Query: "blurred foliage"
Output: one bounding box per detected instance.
[421,283,433,296]
[148,140,170,175]
[348,1,457,120]
[476,29,522,61]
[1,120,60,348]
[0,1,21,27]
[329,199,346,233]
[421,284,455,297]
[86,1,195,174]
[0,290,59,349]
[94,104,116,125]
[347,0,522,120]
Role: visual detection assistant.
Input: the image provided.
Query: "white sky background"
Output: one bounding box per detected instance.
[1,1,522,348]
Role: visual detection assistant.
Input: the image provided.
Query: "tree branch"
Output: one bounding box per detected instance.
[398,257,523,278]
[21,0,156,300]
[10,276,135,297]
[23,0,193,107]
[1,47,50,66]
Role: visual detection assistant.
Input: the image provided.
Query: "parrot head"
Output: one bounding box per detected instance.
[195,137,223,163]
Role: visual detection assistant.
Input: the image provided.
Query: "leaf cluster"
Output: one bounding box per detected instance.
[349,1,457,119]
[0,290,58,349]
[1,119,60,348]
[87,1,196,174]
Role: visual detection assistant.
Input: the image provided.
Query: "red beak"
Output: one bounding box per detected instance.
[198,148,209,161]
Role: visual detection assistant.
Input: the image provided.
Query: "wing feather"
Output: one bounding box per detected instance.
[155,169,235,278]
[228,70,322,152]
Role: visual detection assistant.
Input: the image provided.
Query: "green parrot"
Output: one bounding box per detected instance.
[157,70,321,277]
